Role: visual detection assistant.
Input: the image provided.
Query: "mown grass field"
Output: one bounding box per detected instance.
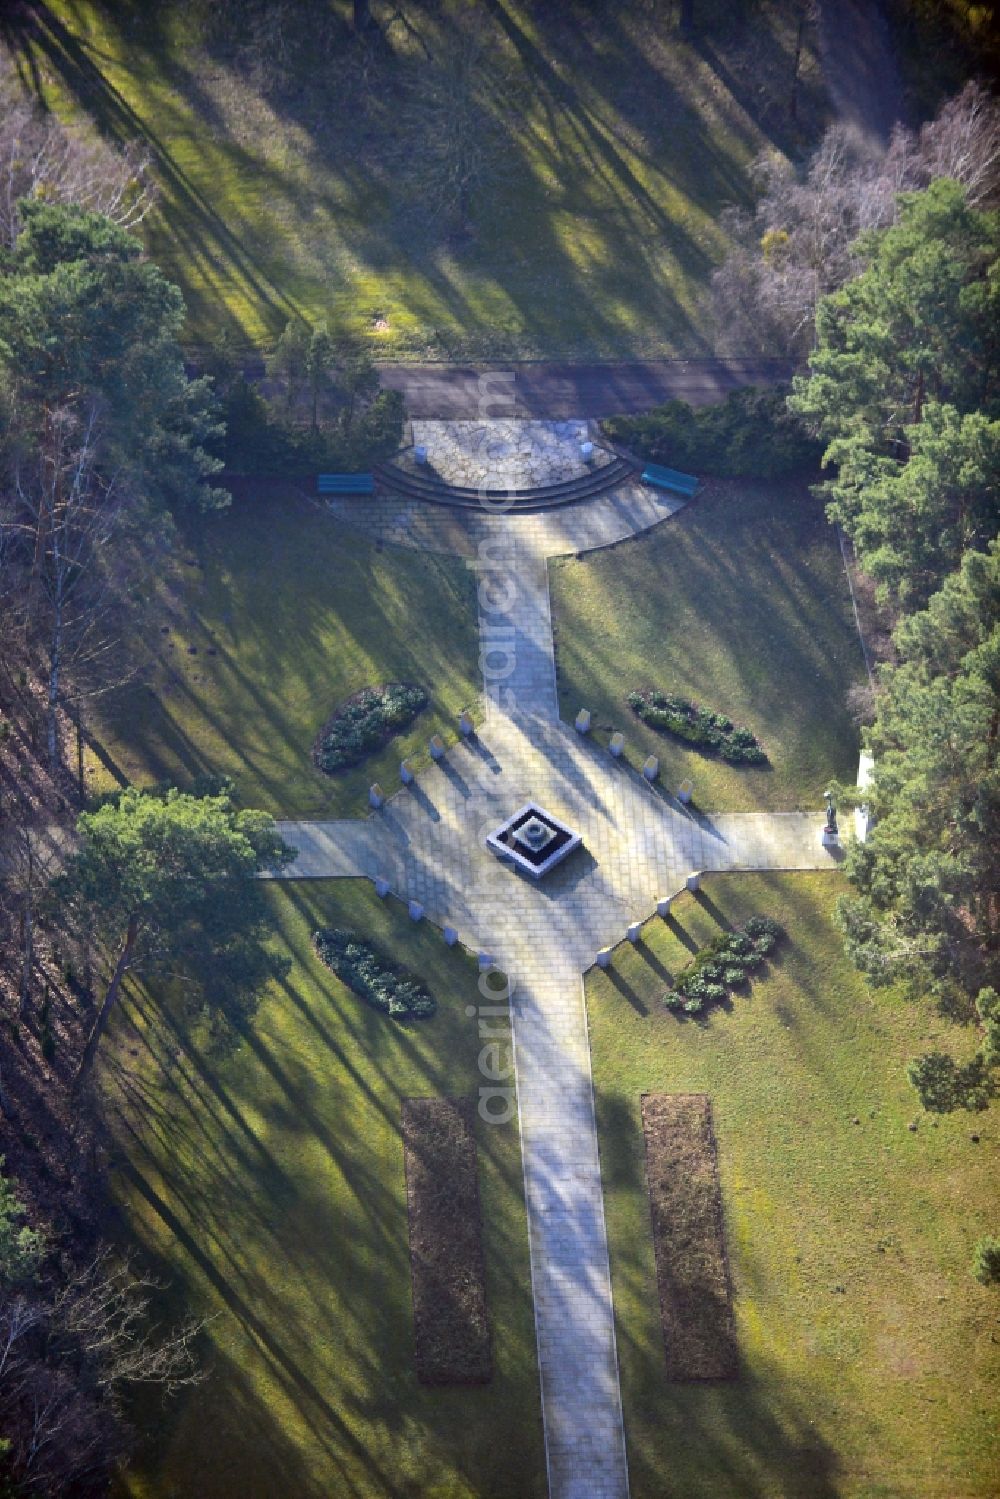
[549,479,867,811]
[87,488,480,818]
[103,879,545,1499]
[587,872,1000,1499]
[5,0,829,356]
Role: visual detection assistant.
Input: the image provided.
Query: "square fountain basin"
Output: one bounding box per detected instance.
[486,802,582,879]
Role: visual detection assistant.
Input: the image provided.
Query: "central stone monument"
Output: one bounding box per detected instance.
[486,802,582,880]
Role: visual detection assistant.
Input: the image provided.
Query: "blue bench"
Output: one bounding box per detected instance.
[641,463,699,497]
[317,472,375,495]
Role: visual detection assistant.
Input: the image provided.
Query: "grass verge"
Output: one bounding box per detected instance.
[550,479,867,811]
[15,1,830,356]
[101,879,544,1499]
[403,1097,492,1386]
[587,871,1000,1499]
[86,487,480,818]
[641,1093,737,1381]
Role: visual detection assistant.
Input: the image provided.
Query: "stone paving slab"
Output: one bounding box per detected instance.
[408,419,610,490]
[323,473,689,562]
[271,421,849,1499]
[270,819,387,880]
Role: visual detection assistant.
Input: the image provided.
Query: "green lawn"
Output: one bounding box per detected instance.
[549,480,867,811]
[10,1,829,356]
[103,880,545,1499]
[87,488,480,818]
[587,872,999,1499]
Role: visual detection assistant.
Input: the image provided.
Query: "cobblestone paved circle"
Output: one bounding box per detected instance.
[274,420,838,1499]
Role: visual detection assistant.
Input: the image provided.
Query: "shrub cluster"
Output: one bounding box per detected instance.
[219,377,404,476]
[602,386,820,479]
[628,690,766,764]
[665,916,783,1015]
[313,928,436,1019]
[314,683,427,773]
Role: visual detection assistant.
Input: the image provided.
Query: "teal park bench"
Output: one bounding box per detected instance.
[317,472,375,495]
[640,463,700,497]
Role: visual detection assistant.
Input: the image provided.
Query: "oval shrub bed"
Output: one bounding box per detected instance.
[665,916,782,1015]
[627,689,766,764]
[313,683,427,773]
[313,928,436,1019]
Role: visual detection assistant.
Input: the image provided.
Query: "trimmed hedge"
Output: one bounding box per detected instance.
[665,916,782,1015]
[628,690,766,764]
[602,385,820,479]
[313,928,436,1019]
[313,683,427,773]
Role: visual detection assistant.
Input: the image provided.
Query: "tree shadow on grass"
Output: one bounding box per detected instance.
[595,1086,842,1499]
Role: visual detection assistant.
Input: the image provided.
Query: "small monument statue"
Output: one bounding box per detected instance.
[824,789,838,836]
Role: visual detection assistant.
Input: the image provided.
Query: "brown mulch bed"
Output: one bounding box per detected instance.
[641,1093,738,1381]
[401,1097,492,1385]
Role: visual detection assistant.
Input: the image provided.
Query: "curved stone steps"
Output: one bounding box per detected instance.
[372,453,637,512]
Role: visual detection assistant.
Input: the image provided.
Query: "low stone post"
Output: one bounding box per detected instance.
[627,922,642,944]
[595,948,612,969]
[609,731,625,758]
[580,440,595,462]
[478,952,495,972]
[400,759,414,785]
[685,872,701,892]
[374,876,390,898]
[677,779,694,805]
[429,734,445,761]
[656,896,671,918]
[643,755,659,782]
[369,783,384,809]
[408,899,424,921]
[414,444,428,464]
[575,709,592,735]
[443,925,459,946]
[459,711,474,737]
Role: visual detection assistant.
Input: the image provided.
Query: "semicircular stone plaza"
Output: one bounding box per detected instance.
[273,419,839,1499]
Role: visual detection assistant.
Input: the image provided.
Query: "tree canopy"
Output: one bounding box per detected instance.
[0,200,226,515]
[57,785,295,1084]
[790,181,1000,608]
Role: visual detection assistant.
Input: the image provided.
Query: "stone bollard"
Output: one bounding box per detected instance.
[443,925,459,947]
[685,872,701,892]
[408,899,424,921]
[677,779,694,805]
[374,876,390,898]
[595,948,612,969]
[414,444,428,464]
[656,896,672,918]
[478,952,495,972]
[369,782,384,809]
[429,735,445,761]
[643,755,659,782]
[627,922,642,944]
[400,759,414,785]
[459,711,474,737]
[580,440,595,462]
[575,708,592,735]
[609,731,625,758]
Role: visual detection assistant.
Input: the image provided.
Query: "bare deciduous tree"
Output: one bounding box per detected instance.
[0,1250,204,1498]
[0,61,156,250]
[3,404,125,768]
[919,80,1000,207]
[711,82,1000,356]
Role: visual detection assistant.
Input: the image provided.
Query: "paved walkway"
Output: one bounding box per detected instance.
[378,359,794,419]
[275,421,842,1499]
